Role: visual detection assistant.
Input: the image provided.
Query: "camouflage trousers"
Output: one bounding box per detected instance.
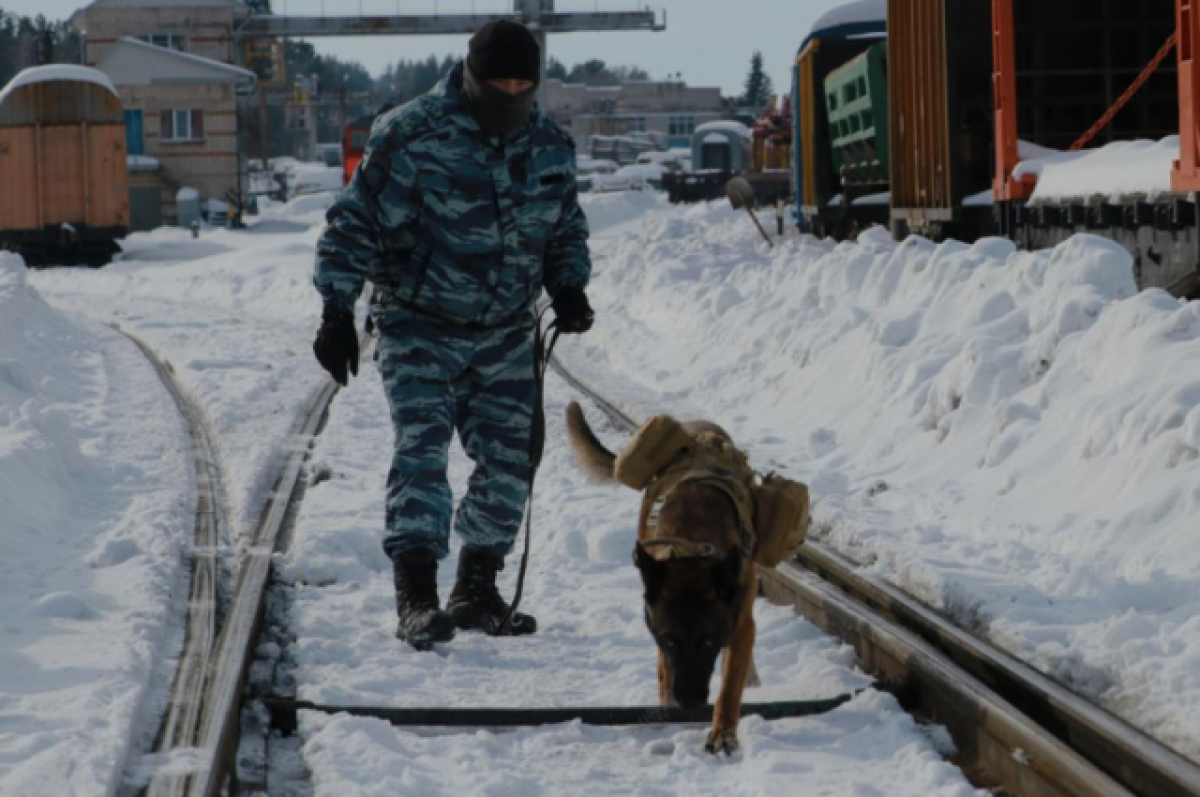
[375,310,536,562]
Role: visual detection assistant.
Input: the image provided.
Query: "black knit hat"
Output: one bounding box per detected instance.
[467,20,541,85]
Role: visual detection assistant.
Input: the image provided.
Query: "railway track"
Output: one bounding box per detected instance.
[119,325,338,797]
[548,352,1200,797]
[121,315,1200,796]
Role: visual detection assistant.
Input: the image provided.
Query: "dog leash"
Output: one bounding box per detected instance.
[499,306,560,634]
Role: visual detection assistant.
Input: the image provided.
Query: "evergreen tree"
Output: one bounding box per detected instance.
[546,57,567,80]
[739,50,774,109]
[567,59,619,86]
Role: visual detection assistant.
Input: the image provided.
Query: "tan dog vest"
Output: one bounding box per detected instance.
[617,415,810,567]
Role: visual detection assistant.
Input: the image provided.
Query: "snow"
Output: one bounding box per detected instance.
[287,163,344,198]
[298,691,979,797]
[563,198,1200,760]
[852,190,890,206]
[592,166,664,194]
[576,156,618,176]
[693,120,752,140]
[127,155,160,171]
[1017,137,1180,203]
[275,197,982,795]
[807,0,888,40]
[0,252,191,793]
[962,189,994,207]
[7,185,1200,792]
[0,64,117,105]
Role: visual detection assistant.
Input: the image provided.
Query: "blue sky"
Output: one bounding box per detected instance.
[4,0,846,95]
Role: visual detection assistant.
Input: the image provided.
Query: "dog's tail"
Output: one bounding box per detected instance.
[565,401,619,484]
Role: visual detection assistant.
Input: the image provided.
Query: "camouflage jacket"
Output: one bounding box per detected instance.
[313,61,591,328]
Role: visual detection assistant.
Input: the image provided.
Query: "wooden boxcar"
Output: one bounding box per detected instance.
[793,1,888,237]
[0,65,129,266]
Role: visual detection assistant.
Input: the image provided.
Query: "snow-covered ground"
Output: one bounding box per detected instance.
[10,181,1200,792]
[3,203,332,795]
[283,329,977,796]
[0,252,190,795]
[562,198,1200,760]
[0,192,991,795]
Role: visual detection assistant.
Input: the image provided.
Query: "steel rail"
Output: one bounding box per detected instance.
[123,324,338,797]
[115,327,227,797]
[548,351,1200,797]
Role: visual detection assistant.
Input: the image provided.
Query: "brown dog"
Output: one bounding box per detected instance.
[565,401,757,755]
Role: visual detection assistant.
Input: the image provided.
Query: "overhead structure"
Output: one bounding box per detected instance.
[235,0,665,100]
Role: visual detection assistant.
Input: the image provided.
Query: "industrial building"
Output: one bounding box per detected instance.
[71,0,255,229]
[542,76,724,148]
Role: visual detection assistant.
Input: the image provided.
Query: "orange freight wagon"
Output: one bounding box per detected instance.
[0,65,129,266]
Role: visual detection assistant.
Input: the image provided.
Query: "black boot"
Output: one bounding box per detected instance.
[446,547,537,636]
[392,548,455,650]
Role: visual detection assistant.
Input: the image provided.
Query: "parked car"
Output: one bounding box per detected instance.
[592,164,666,193]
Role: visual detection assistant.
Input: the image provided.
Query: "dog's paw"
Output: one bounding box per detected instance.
[704,728,740,756]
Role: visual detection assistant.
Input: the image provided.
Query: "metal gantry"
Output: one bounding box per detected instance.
[235,1,664,102]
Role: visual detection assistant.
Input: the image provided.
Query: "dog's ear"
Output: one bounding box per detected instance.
[633,543,667,602]
[712,546,745,605]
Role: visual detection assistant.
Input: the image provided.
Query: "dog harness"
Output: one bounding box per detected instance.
[642,431,758,561]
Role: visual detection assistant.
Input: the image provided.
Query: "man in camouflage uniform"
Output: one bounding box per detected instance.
[311,20,594,650]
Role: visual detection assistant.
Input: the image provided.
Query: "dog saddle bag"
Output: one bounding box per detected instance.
[615,415,692,490]
[622,414,811,568]
[752,474,810,567]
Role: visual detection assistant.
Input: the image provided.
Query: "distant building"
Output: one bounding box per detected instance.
[71,0,255,229]
[542,77,724,149]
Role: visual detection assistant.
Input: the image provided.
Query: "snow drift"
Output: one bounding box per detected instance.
[563,200,1200,758]
[0,252,192,794]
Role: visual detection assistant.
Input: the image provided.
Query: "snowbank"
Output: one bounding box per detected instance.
[562,198,1200,758]
[1019,137,1179,203]
[0,252,192,794]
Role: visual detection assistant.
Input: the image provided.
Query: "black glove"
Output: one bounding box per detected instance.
[551,286,594,334]
[313,306,359,386]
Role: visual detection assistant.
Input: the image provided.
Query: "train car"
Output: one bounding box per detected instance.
[745,98,794,207]
[793,0,887,237]
[990,0,1194,296]
[690,120,752,173]
[0,65,129,266]
[342,112,373,186]
[797,0,1196,296]
[663,121,754,203]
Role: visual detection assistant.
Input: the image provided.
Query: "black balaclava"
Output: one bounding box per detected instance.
[461,19,540,138]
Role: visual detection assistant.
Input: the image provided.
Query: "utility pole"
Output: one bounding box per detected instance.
[514,0,551,103]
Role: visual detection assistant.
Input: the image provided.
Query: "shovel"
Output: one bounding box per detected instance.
[726,176,773,248]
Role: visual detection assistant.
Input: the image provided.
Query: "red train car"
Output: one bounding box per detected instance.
[341,113,373,186]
